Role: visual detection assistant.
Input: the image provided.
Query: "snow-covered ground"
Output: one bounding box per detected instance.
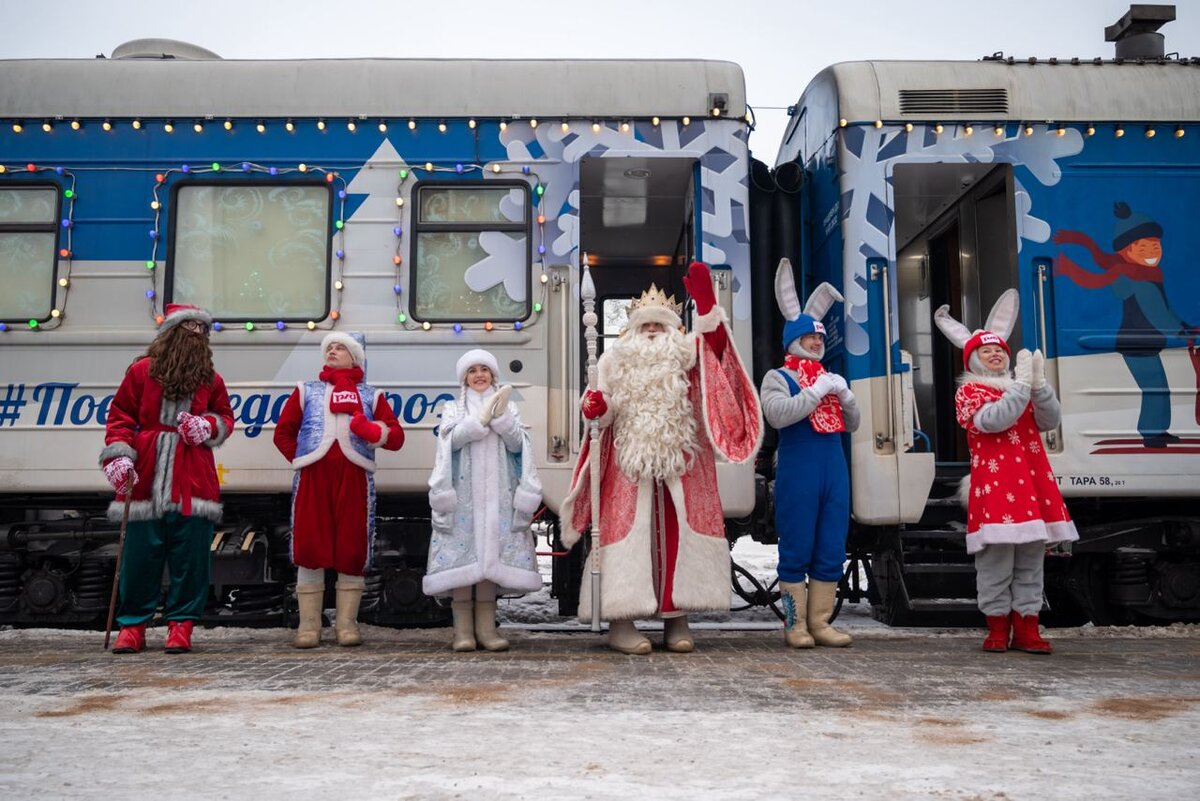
[2,537,1198,800]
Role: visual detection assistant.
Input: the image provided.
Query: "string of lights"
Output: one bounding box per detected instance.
[0,164,76,332]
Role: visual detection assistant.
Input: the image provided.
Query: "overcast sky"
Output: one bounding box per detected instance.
[3,0,1197,160]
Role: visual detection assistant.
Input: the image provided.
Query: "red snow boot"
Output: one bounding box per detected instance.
[1009,611,1052,654]
[164,620,194,654]
[112,624,146,654]
[982,615,1010,652]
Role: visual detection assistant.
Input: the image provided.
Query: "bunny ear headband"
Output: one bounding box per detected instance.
[933,288,1018,368]
[776,259,844,349]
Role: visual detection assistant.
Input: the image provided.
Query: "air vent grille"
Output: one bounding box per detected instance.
[898,89,1008,115]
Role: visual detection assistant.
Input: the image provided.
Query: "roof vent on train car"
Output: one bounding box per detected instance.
[898,89,1008,115]
[110,38,222,60]
[1106,4,1175,60]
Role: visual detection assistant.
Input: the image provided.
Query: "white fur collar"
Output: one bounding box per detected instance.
[958,370,1015,391]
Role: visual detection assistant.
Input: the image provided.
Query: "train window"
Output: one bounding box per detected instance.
[410,181,531,322]
[0,185,60,322]
[166,182,333,320]
[601,298,633,351]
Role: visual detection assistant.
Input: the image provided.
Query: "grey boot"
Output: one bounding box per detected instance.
[779,580,815,649]
[334,582,364,647]
[663,615,695,653]
[474,601,510,652]
[807,580,852,647]
[451,600,476,652]
[607,619,651,655]
[293,583,324,649]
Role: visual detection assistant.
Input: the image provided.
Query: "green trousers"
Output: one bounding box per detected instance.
[116,512,212,626]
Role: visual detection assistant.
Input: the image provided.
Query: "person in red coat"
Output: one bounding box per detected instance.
[273,333,404,648]
[935,290,1078,654]
[99,303,235,654]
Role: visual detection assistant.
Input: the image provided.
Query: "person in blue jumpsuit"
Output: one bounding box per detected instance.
[760,260,861,648]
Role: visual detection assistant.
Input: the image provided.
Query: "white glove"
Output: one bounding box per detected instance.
[1014,349,1033,387]
[1031,349,1046,390]
[810,373,837,398]
[103,457,137,491]
[176,411,213,445]
[825,374,848,395]
[487,384,513,421]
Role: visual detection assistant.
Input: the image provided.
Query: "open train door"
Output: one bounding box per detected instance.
[877,162,1034,624]
[549,155,698,615]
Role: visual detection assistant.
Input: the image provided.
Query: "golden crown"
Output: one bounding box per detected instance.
[629,283,683,315]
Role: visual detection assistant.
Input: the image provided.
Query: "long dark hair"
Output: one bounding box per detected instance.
[139,324,215,400]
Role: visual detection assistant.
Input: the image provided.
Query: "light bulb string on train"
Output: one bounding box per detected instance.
[836,119,1187,141]
[0,164,77,332]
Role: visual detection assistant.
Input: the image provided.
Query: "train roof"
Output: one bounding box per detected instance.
[0,57,746,120]
[799,59,1200,124]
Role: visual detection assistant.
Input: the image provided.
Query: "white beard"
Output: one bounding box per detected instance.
[605,327,699,482]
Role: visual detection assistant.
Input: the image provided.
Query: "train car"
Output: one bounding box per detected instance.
[0,41,757,626]
[764,5,1200,624]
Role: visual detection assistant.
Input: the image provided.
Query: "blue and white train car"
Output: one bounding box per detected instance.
[771,12,1200,624]
[0,40,755,625]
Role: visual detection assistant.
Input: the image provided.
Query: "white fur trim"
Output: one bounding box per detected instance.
[455,417,489,442]
[967,518,1078,555]
[159,305,212,334]
[429,488,457,514]
[456,349,500,384]
[577,482,659,622]
[513,486,542,515]
[664,480,732,612]
[107,497,223,523]
[488,410,520,439]
[321,332,365,367]
[290,383,376,472]
[626,305,682,332]
[99,441,136,466]
[367,422,389,448]
[203,414,231,447]
[958,371,1015,391]
[692,305,727,335]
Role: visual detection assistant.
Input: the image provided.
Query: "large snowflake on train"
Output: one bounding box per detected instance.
[838,125,1083,356]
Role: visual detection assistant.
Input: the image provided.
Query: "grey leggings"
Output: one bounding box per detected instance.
[974,542,1045,617]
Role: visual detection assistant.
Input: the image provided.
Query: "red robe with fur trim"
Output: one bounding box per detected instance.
[560,313,763,621]
[100,357,235,523]
[955,377,1076,554]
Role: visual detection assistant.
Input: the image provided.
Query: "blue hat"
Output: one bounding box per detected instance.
[1112,201,1162,251]
[782,314,826,350]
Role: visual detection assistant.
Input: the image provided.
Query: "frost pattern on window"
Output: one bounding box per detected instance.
[414,231,527,319]
[171,184,331,318]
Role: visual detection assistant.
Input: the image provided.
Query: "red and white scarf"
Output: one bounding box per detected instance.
[783,355,844,434]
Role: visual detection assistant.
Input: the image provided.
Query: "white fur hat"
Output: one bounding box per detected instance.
[456,349,500,384]
[321,332,366,367]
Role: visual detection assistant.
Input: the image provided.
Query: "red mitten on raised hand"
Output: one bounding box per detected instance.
[682,261,717,316]
[349,412,383,444]
[176,411,213,445]
[581,390,607,420]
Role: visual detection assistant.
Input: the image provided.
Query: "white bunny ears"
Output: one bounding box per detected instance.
[774,258,843,322]
[933,288,1019,347]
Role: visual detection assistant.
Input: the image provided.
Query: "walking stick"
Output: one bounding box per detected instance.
[581,255,603,632]
[103,484,133,650]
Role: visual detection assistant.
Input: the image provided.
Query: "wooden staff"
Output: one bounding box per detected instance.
[581,255,602,632]
[103,487,133,651]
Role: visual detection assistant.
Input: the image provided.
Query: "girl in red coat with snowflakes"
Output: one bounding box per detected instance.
[935,290,1078,654]
[273,333,404,648]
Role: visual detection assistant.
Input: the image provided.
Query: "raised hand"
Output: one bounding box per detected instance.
[681,261,717,316]
[176,411,213,445]
[1014,349,1033,387]
[1031,349,1046,390]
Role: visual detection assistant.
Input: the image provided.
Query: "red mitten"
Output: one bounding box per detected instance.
[103,457,137,491]
[176,411,213,445]
[581,390,607,420]
[682,261,717,316]
[350,413,383,444]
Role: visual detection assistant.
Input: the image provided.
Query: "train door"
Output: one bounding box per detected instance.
[893,163,1021,469]
[577,155,697,386]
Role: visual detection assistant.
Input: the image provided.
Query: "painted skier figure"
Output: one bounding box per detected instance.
[935,290,1079,654]
[561,262,763,655]
[100,303,235,654]
[759,259,860,648]
[1054,202,1197,447]
[425,349,543,653]
[273,333,405,648]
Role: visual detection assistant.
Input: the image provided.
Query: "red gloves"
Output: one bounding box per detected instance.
[176,411,213,445]
[581,390,608,420]
[103,457,137,491]
[682,261,717,316]
[682,261,727,358]
[350,413,383,444]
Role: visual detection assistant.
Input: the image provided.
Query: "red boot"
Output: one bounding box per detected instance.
[112,624,146,654]
[164,620,194,654]
[982,615,1010,652]
[1009,611,1052,654]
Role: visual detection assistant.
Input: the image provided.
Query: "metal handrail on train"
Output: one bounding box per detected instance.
[871,261,895,450]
